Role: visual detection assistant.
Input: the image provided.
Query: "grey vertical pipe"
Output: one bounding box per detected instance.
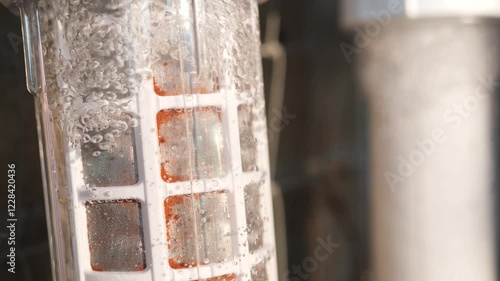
[342,2,499,281]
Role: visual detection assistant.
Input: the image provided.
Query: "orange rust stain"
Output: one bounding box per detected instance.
[168,259,194,269]
[164,195,191,253]
[164,194,202,231]
[195,274,236,281]
[164,193,218,270]
[156,109,185,183]
[164,196,185,227]
[153,76,180,96]
[156,108,222,183]
[196,87,211,94]
[153,65,217,96]
[164,195,196,269]
[91,265,105,272]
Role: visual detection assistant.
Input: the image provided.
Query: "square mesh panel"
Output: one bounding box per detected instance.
[86,200,145,271]
[165,191,232,269]
[244,182,265,252]
[237,105,258,172]
[81,125,138,187]
[157,107,226,183]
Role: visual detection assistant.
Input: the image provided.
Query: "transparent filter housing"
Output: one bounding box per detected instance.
[18,0,278,280]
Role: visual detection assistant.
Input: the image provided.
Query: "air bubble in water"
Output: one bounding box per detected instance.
[128,118,139,127]
[104,133,114,141]
[91,135,103,144]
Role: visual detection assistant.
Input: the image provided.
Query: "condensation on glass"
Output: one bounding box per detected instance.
[21,0,278,280]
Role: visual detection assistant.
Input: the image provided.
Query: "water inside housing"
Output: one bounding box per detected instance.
[157,107,226,183]
[164,191,232,268]
[244,182,265,252]
[251,262,268,281]
[81,119,139,187]
[238,105,259,172]
[85,200,145,271]
[28,0,278,280]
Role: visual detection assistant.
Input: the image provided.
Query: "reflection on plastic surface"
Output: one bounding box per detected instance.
[164,191,232,269]
[85,200,145,272]
[157,107,226,183]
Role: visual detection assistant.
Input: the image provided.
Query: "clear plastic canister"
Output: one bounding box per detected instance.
[17,0,278,280]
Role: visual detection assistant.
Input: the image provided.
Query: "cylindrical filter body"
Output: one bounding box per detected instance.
[19,0,278,280]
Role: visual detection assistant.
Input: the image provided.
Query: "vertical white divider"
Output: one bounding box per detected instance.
[137,78,171,281]
[66,147,87,281]
[225,90,252,281]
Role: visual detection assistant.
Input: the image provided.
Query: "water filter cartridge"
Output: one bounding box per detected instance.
[18,0,278,280]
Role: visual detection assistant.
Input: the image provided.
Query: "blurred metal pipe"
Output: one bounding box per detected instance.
[359,19,498,281]
[261,10,287,179]
[261,7,288,280]
[342,2,500,280]
[341,0,500,28]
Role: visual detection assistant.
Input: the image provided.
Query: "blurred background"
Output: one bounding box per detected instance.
[1,0,499,280]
